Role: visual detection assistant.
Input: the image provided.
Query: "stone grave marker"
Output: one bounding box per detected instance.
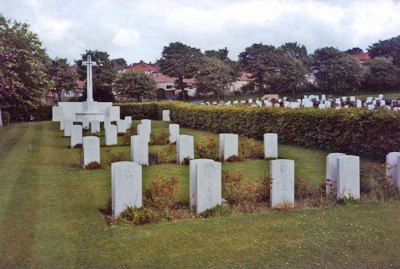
[83,136,100,165]
[111,161,142,216]
[117,119,127,133]
[90,120,100,133]
[176,135,194,164]
[162,110,171,121]
[105,124,118,146]
[326,153,346,194]
[337,155,360,199]
[71,125,83,148]
[131,135,148,165]
[190,159,222,214]
[124,116,132,129]
[264,133,278,159]
[169,124,179,144]
[63,119,73,137]
[386,152,400,184]
[270,159,295,208]
[219,133,239,161]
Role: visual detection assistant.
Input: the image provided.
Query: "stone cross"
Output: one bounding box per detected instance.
[82,55,97,102]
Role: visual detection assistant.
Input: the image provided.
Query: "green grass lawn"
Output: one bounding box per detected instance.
[1,121,400,268]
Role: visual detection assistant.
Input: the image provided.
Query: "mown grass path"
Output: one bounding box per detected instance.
[0,121,400,268]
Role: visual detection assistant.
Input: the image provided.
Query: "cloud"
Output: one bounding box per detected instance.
[2,0,400,63]
[112,28,140,47]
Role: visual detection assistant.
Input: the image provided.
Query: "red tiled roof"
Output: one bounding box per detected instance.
[351,53,370,61]
[153,74,175,83]
[237,72,254,81]
[126,61,160,73]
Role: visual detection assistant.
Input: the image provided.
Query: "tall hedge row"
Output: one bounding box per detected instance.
[119,101,400,161]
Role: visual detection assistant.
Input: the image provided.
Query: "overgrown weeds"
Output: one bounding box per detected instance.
[195,133,218,160]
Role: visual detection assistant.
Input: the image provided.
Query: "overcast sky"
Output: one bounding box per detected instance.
[2,0,400,64]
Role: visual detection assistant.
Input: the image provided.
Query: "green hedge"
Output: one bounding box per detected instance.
[6,105,52,122]
[119,101,400,161]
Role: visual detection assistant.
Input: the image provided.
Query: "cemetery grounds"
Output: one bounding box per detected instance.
[0,120,400,268]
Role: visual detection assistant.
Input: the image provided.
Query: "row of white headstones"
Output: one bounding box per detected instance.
[210,94,398,111]
[58,110,365,216]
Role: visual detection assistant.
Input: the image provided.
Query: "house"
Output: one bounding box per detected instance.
[229,73,254,92]
[351,52,370,65]
[124,60,160,75]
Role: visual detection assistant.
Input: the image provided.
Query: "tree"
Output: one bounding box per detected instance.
[238,43,280,93]
[113,71,157,102]
[112,57,128,67]
[312,47,364,93]
[279,42,308,61]
[368,35,400,67]
[345,47,363,55]
[0,14,49,120]
[205,47,229,61]
[363,57,400,92]
[75,50,117,101]
[267,55,307,96]
[196,57,234,101]
[159,42,203,100]
[48,58,77,101]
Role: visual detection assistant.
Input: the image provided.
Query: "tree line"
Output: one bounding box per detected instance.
[2,14,400,117]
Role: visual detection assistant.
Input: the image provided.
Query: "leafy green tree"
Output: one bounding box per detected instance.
[0,14,49,120]
[368,35,400,67]
[76,50,117,101]
[113,71,157,102]
[205,47,229,61]
[363,57,400,92]
[279,42,308,61]
[112,57,128,67]
[159,42,203,101]
[267,55,307,96]
[48,58,77,101]
[196,57,234,101]
[239,43,280,93]
[312,47,364,93]
[345,47,363,55]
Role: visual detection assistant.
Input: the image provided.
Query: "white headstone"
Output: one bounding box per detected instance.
[137,124,150,143]
[264,133,278,159]
[60,120,65,131]
[326,153,346,194]
[117,120,127,133]
[63,119,73,137]
[90,120,100,133]
[52,106,63,121]
[162,110,171,121]
[190,159,222,214]
[176,135,194,164]
[71,125,83,148]
[356,100,362,108]
[337,155,360,199]
[386,152,400,183]
[109,106,120,121]
[83,136,100,165]
[131,135,148,165]
[111,161,142,216]
[124,116,132,129]
[105,124,118,146]
[219,133,239,161]
[169,124,180,144]
[270,159,295,208]
[141,119,151,134]
[104,117,111,130]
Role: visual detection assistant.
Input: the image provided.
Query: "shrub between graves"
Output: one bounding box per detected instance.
[119,101,400,160]
[194,133,218,160]
[150,131,169,145]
